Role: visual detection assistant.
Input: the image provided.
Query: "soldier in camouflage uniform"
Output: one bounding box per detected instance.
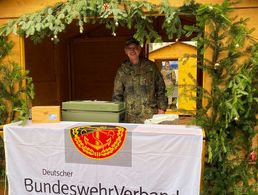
[112,38,168,123]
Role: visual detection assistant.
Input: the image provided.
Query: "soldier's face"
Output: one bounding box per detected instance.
[125,44,141,59]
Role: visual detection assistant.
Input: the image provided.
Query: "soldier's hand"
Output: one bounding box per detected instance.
[158,109,165,114]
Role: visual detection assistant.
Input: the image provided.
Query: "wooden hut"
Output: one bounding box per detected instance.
[0,1,257,194]
[149,42,197,112]
[0,0,258,106]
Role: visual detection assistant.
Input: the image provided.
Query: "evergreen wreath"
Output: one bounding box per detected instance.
[0,0,257,194]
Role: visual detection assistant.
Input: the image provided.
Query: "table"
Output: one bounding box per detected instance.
[4,121,203,195]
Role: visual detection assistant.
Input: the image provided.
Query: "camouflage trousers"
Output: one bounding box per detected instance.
[125,108,158,124]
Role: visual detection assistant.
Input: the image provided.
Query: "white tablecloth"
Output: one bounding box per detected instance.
[4,121,203,195]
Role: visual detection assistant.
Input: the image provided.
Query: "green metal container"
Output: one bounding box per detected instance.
[62,101,125,122]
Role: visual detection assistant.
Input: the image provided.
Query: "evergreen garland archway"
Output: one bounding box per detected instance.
[0,0,257,194]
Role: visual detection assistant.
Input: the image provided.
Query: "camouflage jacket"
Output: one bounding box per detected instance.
[112,57,168,123]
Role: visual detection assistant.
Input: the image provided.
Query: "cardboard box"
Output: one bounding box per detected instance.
[32,106,60,123]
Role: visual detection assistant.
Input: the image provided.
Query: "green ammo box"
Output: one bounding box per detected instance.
[62,101,125,123]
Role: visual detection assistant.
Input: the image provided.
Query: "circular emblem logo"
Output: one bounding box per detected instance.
[69,125,127,159]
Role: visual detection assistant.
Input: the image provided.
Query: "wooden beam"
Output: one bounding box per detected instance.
[1,0,258,19]
[149,0,258,8]
[0,0,66,18]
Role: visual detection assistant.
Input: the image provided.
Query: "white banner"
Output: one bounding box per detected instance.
[4,121,203,195]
